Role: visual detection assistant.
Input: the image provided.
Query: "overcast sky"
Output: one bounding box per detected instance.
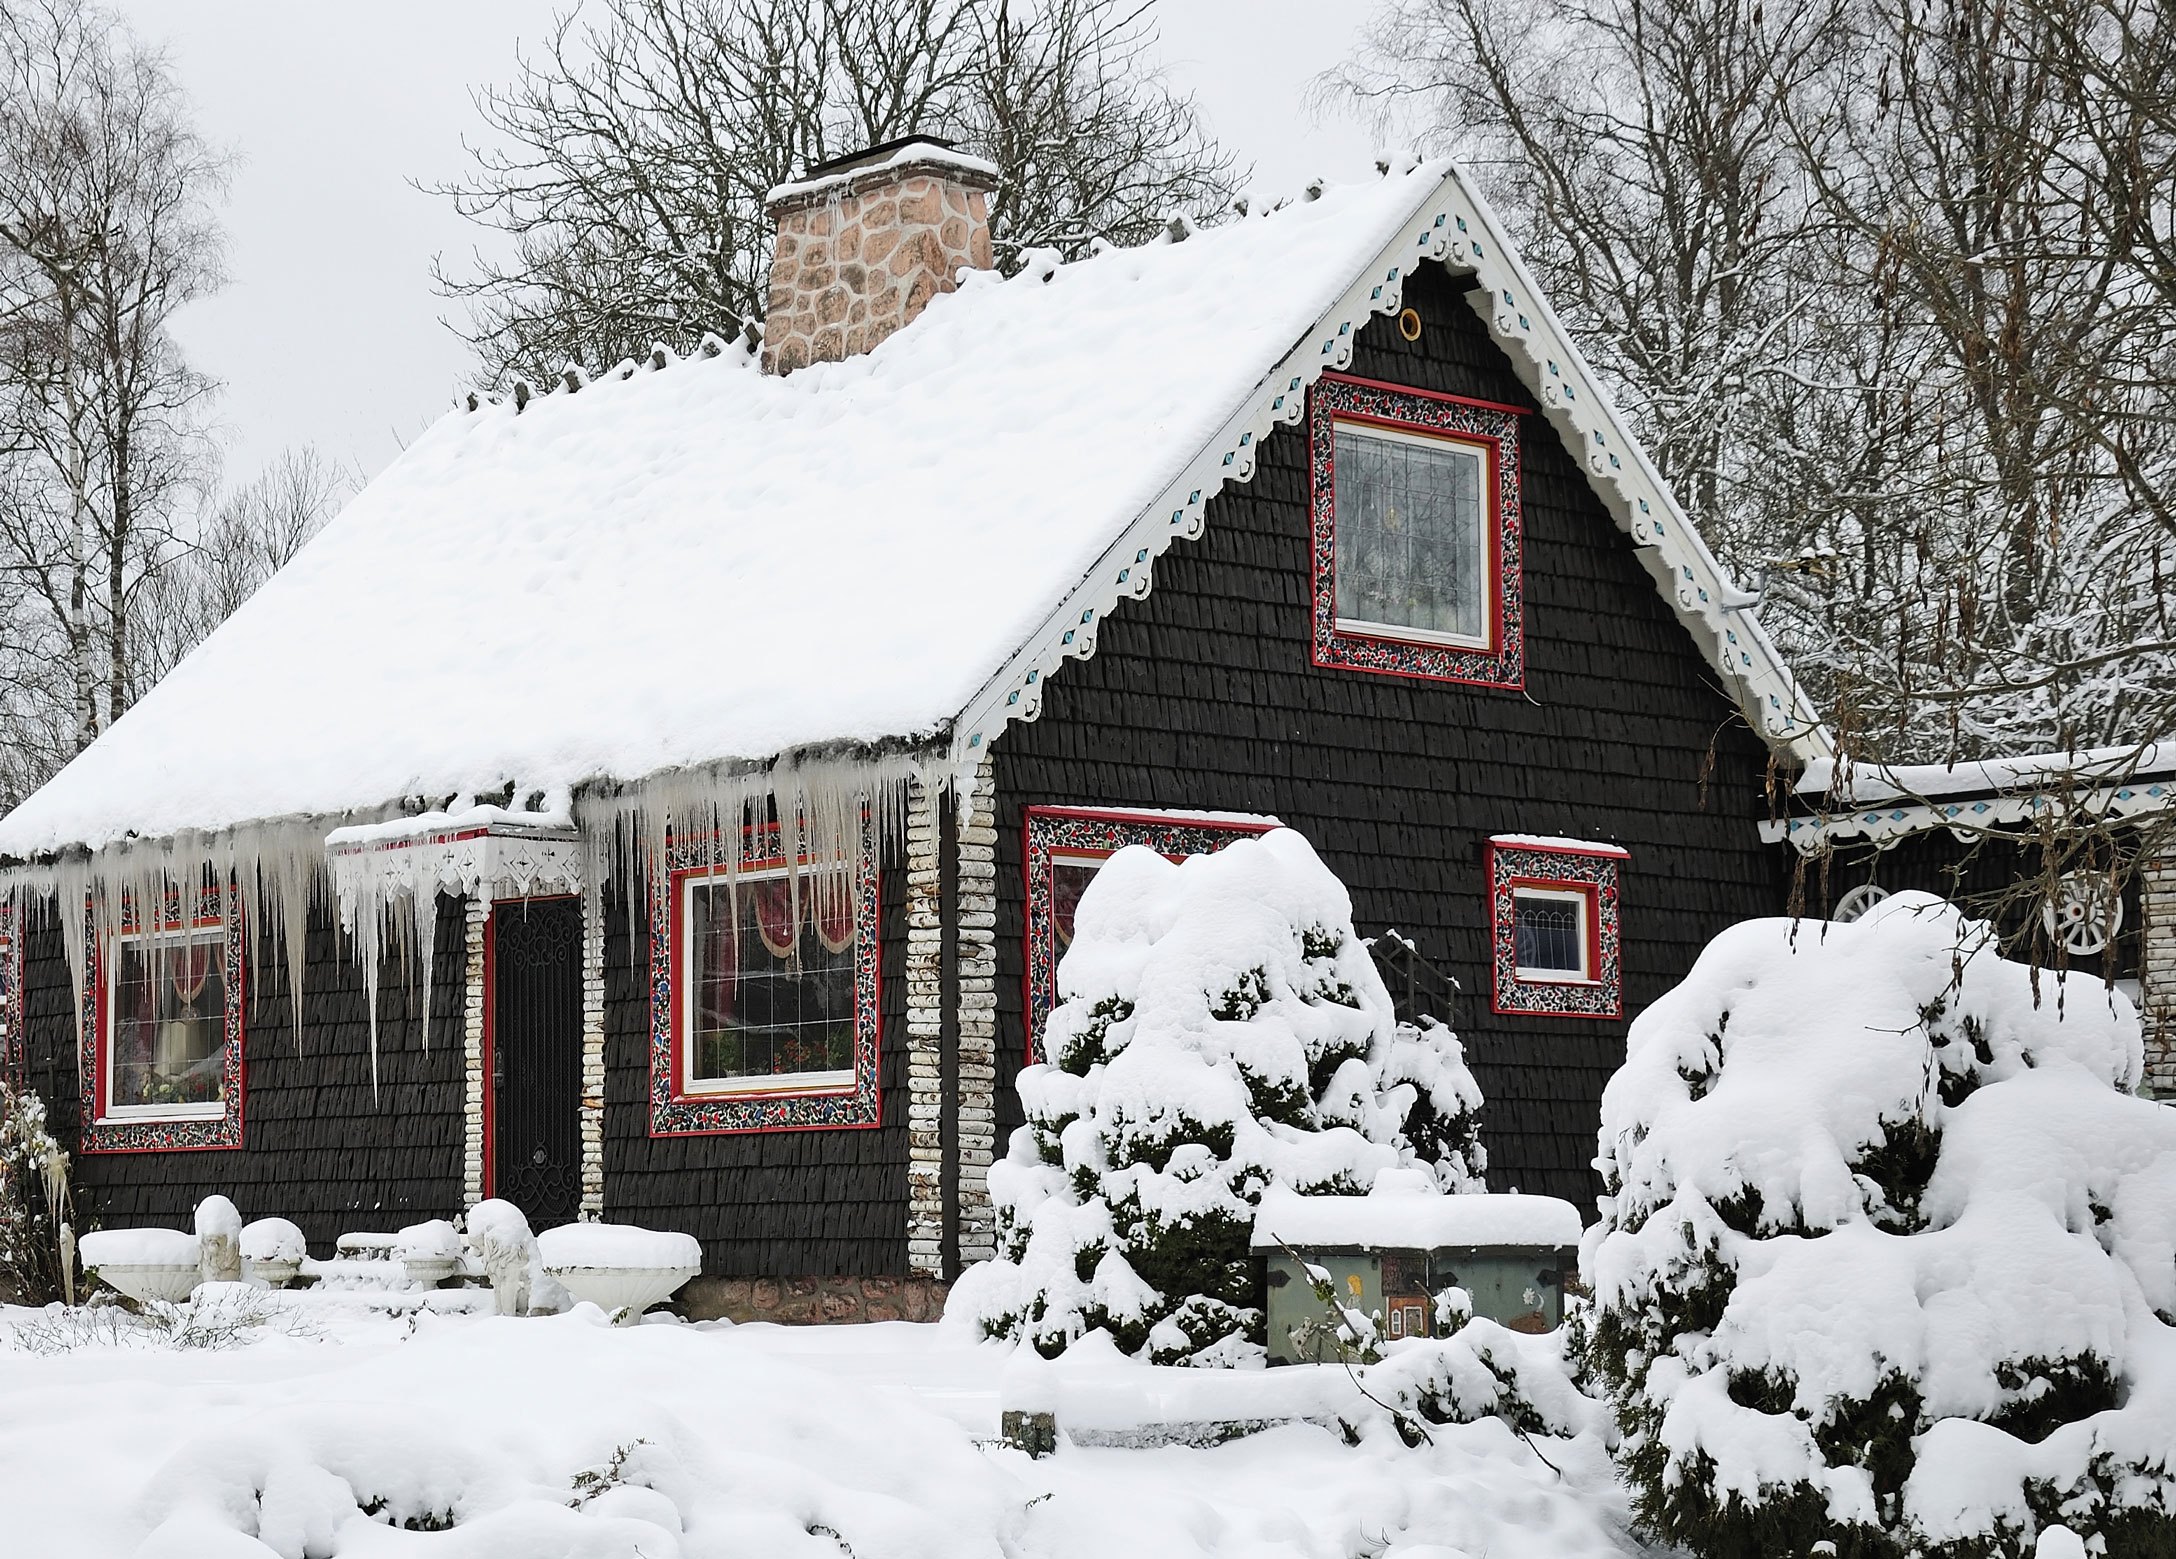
[105,1,1384,498]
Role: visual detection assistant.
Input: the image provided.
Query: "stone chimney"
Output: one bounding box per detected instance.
[762,135,997,375]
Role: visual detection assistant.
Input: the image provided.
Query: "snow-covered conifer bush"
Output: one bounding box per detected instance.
[1588,891,2176,1558]
[955,828,1487,1365]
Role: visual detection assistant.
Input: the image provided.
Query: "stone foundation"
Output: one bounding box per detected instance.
[678,1274,950,1325]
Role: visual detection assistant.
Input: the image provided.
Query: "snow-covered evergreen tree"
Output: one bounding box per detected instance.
[1588,892,2176,1558]
[955,828,1486,1365]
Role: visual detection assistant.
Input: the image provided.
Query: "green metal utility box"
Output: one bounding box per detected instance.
[1252,1189,1583,1366]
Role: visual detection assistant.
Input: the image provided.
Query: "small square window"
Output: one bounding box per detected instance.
[1310,373,1524,688]
[1513,887,1592,982]
[1489,838,1626,1019]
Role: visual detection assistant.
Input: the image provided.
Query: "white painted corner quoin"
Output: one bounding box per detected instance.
[947,164,1832,782]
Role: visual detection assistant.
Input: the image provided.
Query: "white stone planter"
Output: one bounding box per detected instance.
[402,1256,459,1288]
[537,1225,701,1322]
[244,1256,303,1290]
[80,1228,202,1305]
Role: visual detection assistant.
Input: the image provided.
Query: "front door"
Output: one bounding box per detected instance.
[491,896,583,1230]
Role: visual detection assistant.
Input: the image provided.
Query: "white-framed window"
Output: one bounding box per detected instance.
[677,861,858,1097]
[1512,886,1594,984]
[102,924,231,1121]
[1331,419,1492,649]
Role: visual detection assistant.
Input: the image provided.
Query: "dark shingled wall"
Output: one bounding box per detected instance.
[600,865,910,1276]
[991,260,1787,1211]
[19,895,466,1253]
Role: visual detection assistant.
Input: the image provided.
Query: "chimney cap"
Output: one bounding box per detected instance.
[804,133,962,181]
[766,134,998,214]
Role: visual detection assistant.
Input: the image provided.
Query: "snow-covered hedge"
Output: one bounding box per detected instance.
[955,828,1487,1365]
[1588,891,2176,1558]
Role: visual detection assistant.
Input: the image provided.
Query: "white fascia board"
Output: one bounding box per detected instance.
[1763,775,2176,853]
[947,167,1833,781]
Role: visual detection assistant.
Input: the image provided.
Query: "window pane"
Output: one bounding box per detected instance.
[1515,894,1585,974]
[110,932,227,1109]
[1333,425,1486,640]
[1050,858,1103,952]
[689,870,857,1082]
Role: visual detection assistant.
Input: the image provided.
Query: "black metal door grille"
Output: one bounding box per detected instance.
[493,897,583,1230]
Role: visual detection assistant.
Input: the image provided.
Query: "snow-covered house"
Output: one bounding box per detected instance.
[0,140,1827,1318]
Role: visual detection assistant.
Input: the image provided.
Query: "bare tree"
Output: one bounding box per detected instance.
[430,0,1238,387]
[134,445,353,690]
[0,0,224,788]
[1328,0,2176,946]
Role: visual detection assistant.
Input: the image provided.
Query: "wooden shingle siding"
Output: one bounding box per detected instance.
[991,261,1784,1210]
[22,896,467,1252]
[598,866,911,1277]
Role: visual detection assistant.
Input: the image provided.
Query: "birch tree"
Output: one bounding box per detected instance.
[0,0,223,797]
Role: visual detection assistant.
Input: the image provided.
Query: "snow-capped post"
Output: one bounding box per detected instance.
[194,1195,242,1285]
[1587,892,2176,1557]
[953,827,1488,1365]
[761,135,997,375]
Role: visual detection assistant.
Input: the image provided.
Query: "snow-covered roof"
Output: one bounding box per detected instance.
[0,159,1826,861]
[1251,1188,1585,1251]
[1768,744,2176,852]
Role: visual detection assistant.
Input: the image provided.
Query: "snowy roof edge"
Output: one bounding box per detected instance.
[1763,742,2176,852]
[945,164,1832,778]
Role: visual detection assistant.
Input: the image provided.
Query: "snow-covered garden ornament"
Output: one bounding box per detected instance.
[955,828,1487,1365]
[1587,891,2176,1559]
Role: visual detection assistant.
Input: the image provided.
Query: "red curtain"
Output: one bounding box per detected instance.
[754,876,800,958]
[813,869,854,954]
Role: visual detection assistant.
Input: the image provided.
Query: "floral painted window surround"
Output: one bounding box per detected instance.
[1022,806,1278,1061]
[1309,372,1525,688]
[0,904,16,1087]
[649,812,881,1135]
[1487,836,1627,1019]
[80,885,247,1153]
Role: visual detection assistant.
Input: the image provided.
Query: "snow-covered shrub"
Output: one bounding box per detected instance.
[0,1081,73,1304]
[1588,891,2176,1559]
[956,828,1487,1365]
[1363,1318,1606,1443]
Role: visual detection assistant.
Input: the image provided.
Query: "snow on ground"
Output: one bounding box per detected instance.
[0,1298,1641,1559]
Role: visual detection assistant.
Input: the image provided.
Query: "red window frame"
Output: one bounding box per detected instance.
[1022,805,1277,1062]
[1487,839,1625,1020]
[79,887,247,1153]
[647,814,881,1136]
[1308,372,1526,689]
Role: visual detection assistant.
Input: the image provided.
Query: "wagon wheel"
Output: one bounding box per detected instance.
[1832,883,1890,924]
[2042,873,2122,956]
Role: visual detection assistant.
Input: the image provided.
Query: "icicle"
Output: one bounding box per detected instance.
[414,882,439,1053]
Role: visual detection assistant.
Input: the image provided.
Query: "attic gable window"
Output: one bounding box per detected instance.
[650,814,881,1135]
[1488,837,1626,1019]
[81,887,247,1153]
[1023,805,1278,1060]
[1310,372,1525,688]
